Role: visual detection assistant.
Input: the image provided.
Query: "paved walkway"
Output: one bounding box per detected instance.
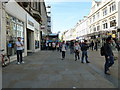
[2,50,119,88]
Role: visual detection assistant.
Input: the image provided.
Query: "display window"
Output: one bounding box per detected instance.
[6,14,24,56]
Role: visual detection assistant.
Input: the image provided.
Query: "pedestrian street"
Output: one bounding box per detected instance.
[2,50,119,88]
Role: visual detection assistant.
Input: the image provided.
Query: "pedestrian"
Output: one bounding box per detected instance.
[94,41,98,51]
[52,42,56,51]
[56,42,60,51]
[16,37,24,65]
[70,40,74,54]
[61,41,67,60]
[91,40,94,51]
[116,41,120,51]
[45,41,49,50]
[81,40,90,63]
[74,41,80,61]
[104,37,114,75]
[59,42,62,52]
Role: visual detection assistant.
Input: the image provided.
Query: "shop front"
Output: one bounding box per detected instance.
[34,19,40,52]
[26,13,41,52]
[6,14,24,56]
[4,1,27,58]
[27,14,35,53]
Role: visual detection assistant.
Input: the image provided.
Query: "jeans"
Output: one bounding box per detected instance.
[105,55,114,73]
[70,47,74,54]
[81,51,88,62]
[17,50,23,63]
[62,51,65,59]
[75,50,80,60]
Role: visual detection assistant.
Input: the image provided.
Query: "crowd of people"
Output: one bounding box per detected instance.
[44,36,119,75]
[16,36,120,75]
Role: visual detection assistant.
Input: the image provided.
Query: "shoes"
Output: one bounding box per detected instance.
[17,62,20,65]
[105,72,111,75]
[86,61,90,63]
[22,61,25,63]
[81,62,84,63]
[75,59,77,61]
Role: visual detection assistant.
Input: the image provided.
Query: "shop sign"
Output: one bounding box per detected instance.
[27,14,35,31]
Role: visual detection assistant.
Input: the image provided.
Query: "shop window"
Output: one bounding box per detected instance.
[35,40,40,49]
[6,14,24,56]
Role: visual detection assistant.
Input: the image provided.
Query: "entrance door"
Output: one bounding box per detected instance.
[27,29,34,52]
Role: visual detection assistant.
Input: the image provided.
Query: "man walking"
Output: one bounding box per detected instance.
[104,37,114,75]
[70,40,74,54]
[16,37,24,64]
[94,41,98,51]
[74,41,80,61]
[81,40,90,63]
[90,40,94,51]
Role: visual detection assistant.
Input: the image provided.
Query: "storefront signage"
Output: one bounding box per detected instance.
[28,20,34,27]
[27,14,35,31]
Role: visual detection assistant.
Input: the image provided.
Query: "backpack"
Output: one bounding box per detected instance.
[100,45,105,56]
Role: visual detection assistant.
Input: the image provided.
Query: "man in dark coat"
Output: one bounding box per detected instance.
[81,40,90,63]
[104,37,114,75]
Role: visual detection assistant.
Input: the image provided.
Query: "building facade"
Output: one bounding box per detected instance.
[62,0,119,43]
[0,0,48,61]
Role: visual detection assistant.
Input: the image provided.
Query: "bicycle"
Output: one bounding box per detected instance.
[0,49,10,67]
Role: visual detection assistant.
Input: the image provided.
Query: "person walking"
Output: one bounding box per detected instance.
[56,42,60,51]
[45,41,49,50]
[52,42,56,51]
[70,40,74,54]
[104,37,114,75]
[91,41,94,51]
[61,41,67,60]
[16,37,24,65]
[74,41,80,61]
[81,40,90,63]
[94,41,98,51]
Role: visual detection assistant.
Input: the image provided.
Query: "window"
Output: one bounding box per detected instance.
[93,27,96,32]
[110,2,116,13]
[6,14,24,56]
[110,20,116,27]
[90,18,92,23]
[93,15,95,22]
[103,23,108,29]
[103,8,107,16]
[97,25,100,31]
[97,12,100,18]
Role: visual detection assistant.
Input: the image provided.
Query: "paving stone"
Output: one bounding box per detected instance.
[2,50,118,88]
